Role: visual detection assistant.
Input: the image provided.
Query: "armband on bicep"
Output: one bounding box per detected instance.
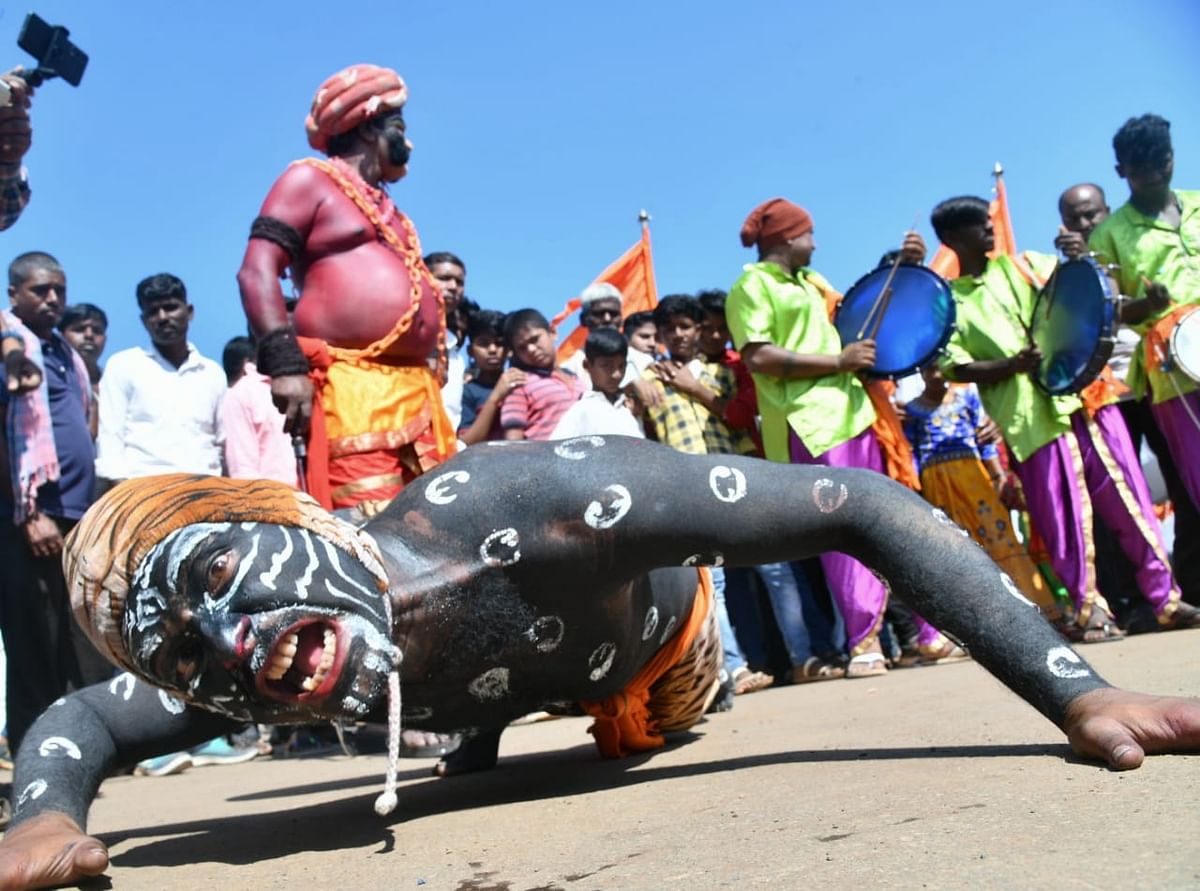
[256,327,310,378]
[249,215,304,261]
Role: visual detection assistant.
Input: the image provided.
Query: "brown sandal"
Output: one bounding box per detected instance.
[792,656,846,683]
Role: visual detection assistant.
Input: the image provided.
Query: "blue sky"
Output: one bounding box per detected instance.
[4,0,1198,362]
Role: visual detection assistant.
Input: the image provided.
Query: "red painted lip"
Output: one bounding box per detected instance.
[253,619,348,705]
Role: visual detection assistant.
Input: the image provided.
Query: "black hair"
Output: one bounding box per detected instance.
[325,110,399,158]
[59,302,108,332]
[467,308,506,343]
[930,196,989,243]
[1112,114,1172,171]
[583,327,628,361]
[222,335,256,384]
[8,251,63,288]
[696,289,727,317]
[622,310,655,334]
[653,294,704,327]
[423,251,466,274]
[502,308,551,348]
[135,273,187,308]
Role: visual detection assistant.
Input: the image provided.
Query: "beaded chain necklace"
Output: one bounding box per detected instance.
[294,156,447,375]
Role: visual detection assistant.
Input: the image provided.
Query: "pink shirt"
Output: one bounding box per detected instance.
[221,364,298,487]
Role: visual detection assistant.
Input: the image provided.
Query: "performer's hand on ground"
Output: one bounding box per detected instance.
[837,340,875,372]
[271,373,314,436]
[3,349,41,394]
[899,231,926,264]
[22,514,62,559]
[1064,687,1200,770]
[0,812,108,891]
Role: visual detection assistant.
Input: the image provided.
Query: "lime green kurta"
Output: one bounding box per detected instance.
[726,261,874,461]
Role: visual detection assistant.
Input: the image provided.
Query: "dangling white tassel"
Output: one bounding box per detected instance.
[373,648,402,817]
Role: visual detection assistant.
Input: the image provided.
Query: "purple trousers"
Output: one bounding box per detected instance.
[1150,391,1200,510]
[1013,405,1180,623]
[789,426,888,654]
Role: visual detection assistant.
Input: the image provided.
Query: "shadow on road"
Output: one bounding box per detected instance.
[105,737,1067,870]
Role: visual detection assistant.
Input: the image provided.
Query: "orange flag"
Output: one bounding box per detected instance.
[928,165,1019,279]
[554,223,659,363]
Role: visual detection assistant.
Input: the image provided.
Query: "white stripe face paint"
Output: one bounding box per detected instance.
[1046,646,1091,679]
[38,737,81,760]
[584,484,632,530]
[425,470,471,505]
[812,478,848,513]
[164,523,232,595]
[319,538,381,602]
[259,526,295,591]
[659,615,678,646]
[295,529,320,600]
[708,466,747,503]
[588,642,617,681]
[209,530,260,607]
[109,673,136,700]
[682,553,724,567]
[324,578,385,622]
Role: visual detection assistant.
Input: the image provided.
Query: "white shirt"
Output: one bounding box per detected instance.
[96,342,227,480]
[561,346,645,391]
[441,344,466,430]
[551,390,645,440]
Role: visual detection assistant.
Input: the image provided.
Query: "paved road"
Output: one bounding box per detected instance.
[48,631,1200,889]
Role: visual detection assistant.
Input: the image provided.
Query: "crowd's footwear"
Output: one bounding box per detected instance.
[845,651,888,679]
[189,737,260,767]
[135,751,193,777]
[917,641,970,666]
[1060,611,1125,644]
[791,656,846,683]
[1158,601,1200,631]
[731,666,774,695]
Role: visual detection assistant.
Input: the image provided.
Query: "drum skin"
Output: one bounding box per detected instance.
[1032,257,1116,395]
[1169,306,1200,382]
[834,264,955,379]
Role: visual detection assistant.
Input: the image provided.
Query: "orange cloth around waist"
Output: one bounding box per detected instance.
[1145,304,1197,373]
[864,379,920,491]
[580,568,714,758]
[298,337,456,509]
[1080,365,1128,416]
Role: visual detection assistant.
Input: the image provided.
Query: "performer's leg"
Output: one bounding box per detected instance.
[1075,407,1180,616]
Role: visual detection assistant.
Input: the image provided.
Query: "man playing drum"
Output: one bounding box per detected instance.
[726,199,959,677]
[931,196,1199,643]
[1088,114,1200,523]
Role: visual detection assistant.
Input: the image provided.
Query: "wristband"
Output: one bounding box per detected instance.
[256,327,310,378]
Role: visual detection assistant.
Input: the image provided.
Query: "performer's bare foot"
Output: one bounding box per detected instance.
[0,811,108,891]
[434,730,501,777]
[1063,687,1200,770]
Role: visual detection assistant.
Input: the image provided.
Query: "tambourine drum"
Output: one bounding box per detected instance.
[1031,256,1117,395]
[1168,306,1200,382]
[834,264,955,379]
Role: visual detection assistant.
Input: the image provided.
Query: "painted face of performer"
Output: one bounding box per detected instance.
[122,522,397,724]
[374,110,413,181]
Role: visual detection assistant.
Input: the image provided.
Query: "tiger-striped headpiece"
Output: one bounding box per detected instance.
[64,474,389,673]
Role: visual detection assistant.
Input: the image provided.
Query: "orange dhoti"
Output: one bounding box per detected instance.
[299,338,456,510]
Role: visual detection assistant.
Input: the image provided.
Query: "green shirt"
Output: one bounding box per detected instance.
[940,253,1080,463]
[1088,189,1200,403]
[725,261,874,461]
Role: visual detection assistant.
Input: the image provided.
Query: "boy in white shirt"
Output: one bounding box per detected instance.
[551,328,645,439]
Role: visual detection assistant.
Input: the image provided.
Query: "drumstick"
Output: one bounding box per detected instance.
[857,214,921,341]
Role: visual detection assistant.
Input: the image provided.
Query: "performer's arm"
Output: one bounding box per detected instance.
[944,346,1041,385]
[740,340,875,380]
[0,676,240,889]
[488,439,1197,759]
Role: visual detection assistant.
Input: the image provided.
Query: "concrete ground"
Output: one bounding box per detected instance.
[40,631,1200,889]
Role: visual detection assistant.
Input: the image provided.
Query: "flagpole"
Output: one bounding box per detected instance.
[638,208,650,231]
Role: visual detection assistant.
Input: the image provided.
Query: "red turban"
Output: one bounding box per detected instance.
[305,64,408,153]
[739,198,813,250]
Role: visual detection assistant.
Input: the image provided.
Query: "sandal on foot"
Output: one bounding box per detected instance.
[732,667,774,695]
[1157,601,1200,631]
[917,641,970,665]
[1062,612,1125,644]
[792,656,846,684]
[845,652,888,679]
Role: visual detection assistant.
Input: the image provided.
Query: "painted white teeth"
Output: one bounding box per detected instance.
[266,628,337,691]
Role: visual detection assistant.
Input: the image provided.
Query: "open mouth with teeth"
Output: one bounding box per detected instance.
[256,621,347,703]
